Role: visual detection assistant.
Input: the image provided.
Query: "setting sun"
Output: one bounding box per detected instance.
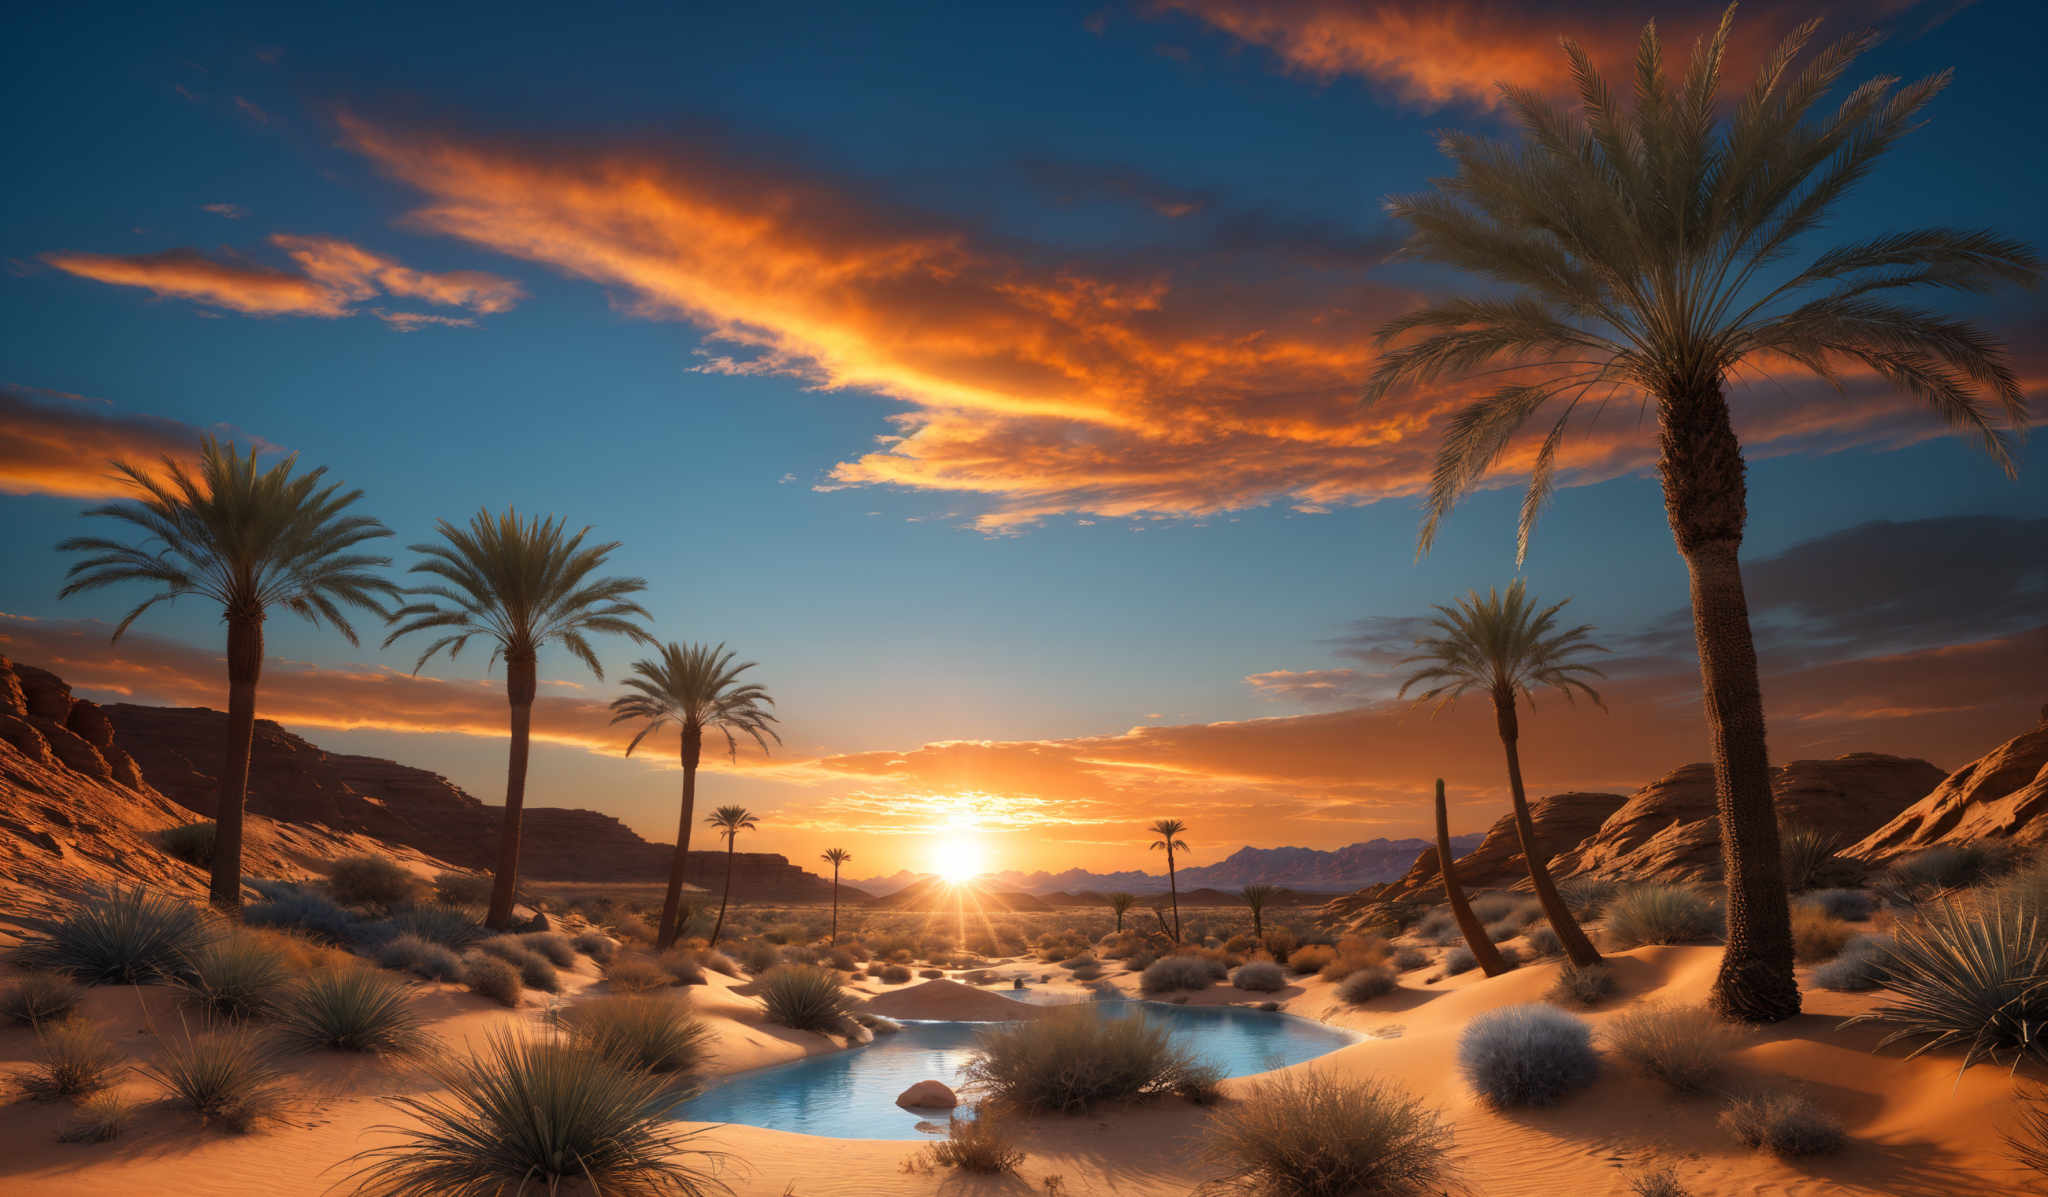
[932,834,986,883]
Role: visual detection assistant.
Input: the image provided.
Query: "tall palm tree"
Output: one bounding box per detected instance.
[1435,779,1507,977]
[1105,891,1136,933]
[821,848,852,945]
[1239,884,1278,941]
[58,438,396,909]
[1148,818,1189,942]
[385,509,650,929]
[1362,10,2037,1021]
[1401,584,1605,968]
[704,805,758,948]
[610,643,780,949]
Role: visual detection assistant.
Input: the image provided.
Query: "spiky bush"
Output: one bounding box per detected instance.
[432,870,493,907]
[1442,946,1477,976]
[1603,885,1721,948]
[1779,824,1842,892]
[1203,1071,1453,1197]
[145,1027,288,1131]
[962,1006,1213,1113]
[1231,961,1288,992]
[1558,877,1622,920]
[758,965,854,1032]
[1790,907,1855,963]
[175,931,294,1022]
[921,1113,1024,1174]
[1625,1164,1691,1197]
[1848,901,2047,1071]
[58,1090,136,1143]
[1878,842,2017,904]
[342,1032,726,1196]
[562,995,712,1076]
[2007,1086,2048,1182]
[2,972,85,1026]
[244,887,362,944]
[273,968,424,1055]
[326,855,426,910]
[574,931,619,964]
[21,1020,123,1100]
[464,955,522,1007]
[1800,889,1877,922]
[1719,1092,1845,1157]
[1811,934,1893,992]
[12,884,211,984]
[521,932,578,969]
[377,904,486,949]
[1524,925,1563,957]
[1339,966,1398,1005]
[1143,954,1223,994]
[375,933,468,983]
[159,821,217,867]
[1458,1004,1598,1107]
[1605,1004,1748,1094]
[476,936,560,993]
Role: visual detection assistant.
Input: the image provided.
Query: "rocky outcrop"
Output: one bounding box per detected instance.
[1547,754,1945,884]
[1850,720,2048,859]
[1380,792,1627,903]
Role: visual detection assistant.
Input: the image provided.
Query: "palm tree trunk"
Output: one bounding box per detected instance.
[1165,848,1181,943]
[209,614,263,910]
[708,839,736,947]
[1435,778,1507,977]
[486,655,537,930]
[655,726,702,950]
[1494,695,1601,967]
[1660,382,1798,1023]
[830,864,840,945]
[1251,905,1263,940]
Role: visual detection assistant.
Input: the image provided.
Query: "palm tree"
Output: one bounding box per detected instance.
[1401,584,1605,968]
[1239,884,1278,941]
[1148,818,1189,942]
[1435,779,1507,977]
[704,805,758,948]
[1105,892,1137,933]
[610,643,780,949]
[1362,11,2037,1021]
[58,438,396,909]
[821,848,852,945]
[385,509,650,929]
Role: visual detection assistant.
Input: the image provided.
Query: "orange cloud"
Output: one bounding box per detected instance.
[0,386,211,500]
[44,234,521,323]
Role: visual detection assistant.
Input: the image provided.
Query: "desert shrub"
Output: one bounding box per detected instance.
[1142,954,1221,995]
[1811,934,1893,992]
[1468,894,1521,924]
[879,963,913,984]
[521,932,578,969]
[962,1006,1211,1113]
[464,955,523,1006]
[432,871,493,906]
[1483,920,1520,943]
[1719,1092,1845,1157]
[244,887,362,944]
[612,912,655,943]
[375,933,467,983]
[1989,859,2048,913]
[919,967,944,979]
[604,955,675,993]
[145,1026,288,1131]
[824,946,859,971]
[1203,1071,1453,1197]
[1458,1004,1598,1107]
[574,931,618,964]
[1286,944,1337,975]
[1523,925,1563,957]
[1232,961,1288,992]
[1790,907,1855,963]
[477,936,559,992]
[340,1031,723,1195]
[1879,842,2018,903]
[176,931,294,1022]
[1604,885,1721,948]
[1315,936,1390,983]
[1847,901,2047,1071]
[2008,1086,2048,1181]
[2,972,85,1027]
[1070,961,1104,981]
[1414,911,1460,946]
[921,1113,1024,1174]
[1391,946,1429,972]
[699,950,740,978]
[1605,1004,1748,1094]
[1801,888,1877,922]
[1547,961,1616,1006]
[21,1020,123,1100]
[13,884,211,984]
[1442,946,1477,976]
[562,994,711,1076]
[272,968,423,1055]
[58,1090,135,1143]
[1558,877,1622,919]
[1625,1164,1691,1197]
[739,942,780,975]
[160,821,217,867]
[658,949,710,986]
[378,904,486,949]
[1262,927,1300,960]
[1780,824,1842,892]
[325,855,425,910]
[1338,966,1398,1005]
[759,964,854,1032]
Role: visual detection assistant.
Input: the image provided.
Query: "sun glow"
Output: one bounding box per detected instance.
[933,834,986,884]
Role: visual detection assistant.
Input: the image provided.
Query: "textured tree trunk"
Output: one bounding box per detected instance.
[1436,778,1507,976]
[486,655,538,930]
[209,614,263,910]
[830,864,840,945]
[1659,380,1799,1023]
[708,839,737,947]
[1250,903,1264,940]
[1165,848,1182,943]
[655,725,703,950]
[1495,696,1602,967]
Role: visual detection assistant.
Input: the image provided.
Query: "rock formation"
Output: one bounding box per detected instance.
[1849,719,2048,859]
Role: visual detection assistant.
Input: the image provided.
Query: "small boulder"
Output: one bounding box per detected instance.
[895,1080,958,1110]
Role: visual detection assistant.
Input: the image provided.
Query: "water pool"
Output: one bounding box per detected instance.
[675,1000,1361,1140]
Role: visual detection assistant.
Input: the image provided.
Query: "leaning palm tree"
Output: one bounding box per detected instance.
[704,805,758,948]
[610,643,780,949]
[1435,779,1507,977]
[1239,884,1278,941]
[385,509,650,929]
[58,438,396,909]
[1401,584,1605,968]
[1104,892,1137,933]
[821,848,852,945]
[1148,818,1189,943]
[1363,10,2038,1021]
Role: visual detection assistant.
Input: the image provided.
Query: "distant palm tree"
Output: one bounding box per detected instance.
[610,642,780,948]
[1239,884,1278,941]
[1435,779,1507,977]
[58,438,396,909]
[1105,891,1136,933]
[1148,818,1189,942]
[704,805,758,948]
[1363,11,2037,1021]
[821,848,852,945]
[385,509,650,929]
[1402,583,1605,967]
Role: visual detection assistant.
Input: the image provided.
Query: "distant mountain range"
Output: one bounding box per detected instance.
[849,834,1484,898]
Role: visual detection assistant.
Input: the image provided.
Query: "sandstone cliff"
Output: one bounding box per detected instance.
[1849,718,2048,859]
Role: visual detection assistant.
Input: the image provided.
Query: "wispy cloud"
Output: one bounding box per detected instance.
[0,385,212,499]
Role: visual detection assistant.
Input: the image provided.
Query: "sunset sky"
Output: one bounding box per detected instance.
[3,1,2044,881]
